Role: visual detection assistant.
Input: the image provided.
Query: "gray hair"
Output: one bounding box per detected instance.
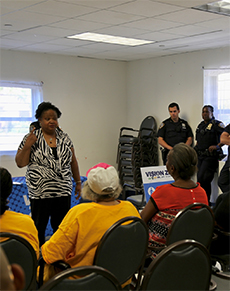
[168,143,198,180]
[82,180,122,201]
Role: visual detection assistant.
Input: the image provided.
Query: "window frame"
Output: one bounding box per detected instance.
[0,80,43,155]
[203,68,230,155]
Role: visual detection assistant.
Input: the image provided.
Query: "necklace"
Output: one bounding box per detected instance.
[49,138,53,144]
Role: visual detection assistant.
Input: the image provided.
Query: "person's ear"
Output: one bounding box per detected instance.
[11,264,25,291]
[169,164,175,175]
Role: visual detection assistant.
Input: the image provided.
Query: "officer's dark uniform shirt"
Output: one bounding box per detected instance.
[157,118,193,147]
[195,118,225,151]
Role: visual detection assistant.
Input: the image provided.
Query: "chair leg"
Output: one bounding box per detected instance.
[209,279,217,291]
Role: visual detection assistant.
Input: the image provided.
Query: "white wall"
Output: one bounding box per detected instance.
[1,46,230,176]
[127,46,230,164]
[0,50,127,176]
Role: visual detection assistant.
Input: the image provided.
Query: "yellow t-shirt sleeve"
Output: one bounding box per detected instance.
[42,209,80,264]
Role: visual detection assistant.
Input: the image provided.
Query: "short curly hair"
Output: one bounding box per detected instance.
[35,102,62,119]
[167,143,198,180]
[81,180,122,202]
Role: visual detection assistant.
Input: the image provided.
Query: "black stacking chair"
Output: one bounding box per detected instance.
[211,228,230,279]
[146,203,217,290]
[38,265,122,290]
[0,232,37,291]
[94,216,149,290]
[148,203,215,255]
[140,239,212,291]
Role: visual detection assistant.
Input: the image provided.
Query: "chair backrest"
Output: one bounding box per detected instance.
[140,239,212,291]
[93,216,148,285]
[166,203,215,248]
[139,116,157,138]
[39,265,122,290]
[0,232,37,291]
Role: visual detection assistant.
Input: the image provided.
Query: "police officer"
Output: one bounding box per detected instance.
[157,102,193,164]
[218,124,230,193]
[195,105,225,203]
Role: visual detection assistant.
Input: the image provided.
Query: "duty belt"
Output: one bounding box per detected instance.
[197,149,218,157]
[197,149,226,160]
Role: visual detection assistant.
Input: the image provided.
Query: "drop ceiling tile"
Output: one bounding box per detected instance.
[25,0,99,17]
[21,26,77,38]
[109,0,185,17]
[197,17,230,30]
[55,0,133,10]
[0,0,44,15]
[2,31,59,43]
[49,18,110,32]
[155,7,223,24]
[76,10,145,25]
[154,0,217,9]
[134,30,184,42]
[165,24,221,36]
[1,10,65,29]
[123,17,182,31]
[0,37,33,48]
[93,25,153,38]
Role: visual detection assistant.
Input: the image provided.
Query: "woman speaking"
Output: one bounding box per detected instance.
[15,102,81,246]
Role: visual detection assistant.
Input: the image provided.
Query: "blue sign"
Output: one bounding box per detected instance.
[141,166,174,203]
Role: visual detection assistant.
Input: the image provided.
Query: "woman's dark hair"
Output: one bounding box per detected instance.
[0,168,12,215]
[203,105,214,113]
[35,102,62,119]
[168,143,198,180]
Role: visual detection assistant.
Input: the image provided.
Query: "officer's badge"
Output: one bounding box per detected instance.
[206,123,213,130]
[182,123,186,130]
[218,122,225,128]
[159,122,165,129]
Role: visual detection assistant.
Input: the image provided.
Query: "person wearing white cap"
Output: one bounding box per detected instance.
[41,163,140,284]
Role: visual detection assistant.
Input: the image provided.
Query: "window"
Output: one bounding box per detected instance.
[0,81,43,154]
[203,68,230,154]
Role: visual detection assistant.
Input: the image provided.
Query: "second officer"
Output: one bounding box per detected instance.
[195,105,225,203]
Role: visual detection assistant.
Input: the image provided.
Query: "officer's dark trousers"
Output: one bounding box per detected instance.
[197,156,218,202]
[218,160,230,193]
[30,196,71,246]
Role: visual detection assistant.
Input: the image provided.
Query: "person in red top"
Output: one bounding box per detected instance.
[141,143,208,261]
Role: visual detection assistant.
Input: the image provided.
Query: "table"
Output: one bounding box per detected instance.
[9,176,87,237]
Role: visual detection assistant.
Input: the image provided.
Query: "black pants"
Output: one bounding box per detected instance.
[197,156,218,202]
[30,196,71,246]
[161,148,169,165]
[218,160,230,193]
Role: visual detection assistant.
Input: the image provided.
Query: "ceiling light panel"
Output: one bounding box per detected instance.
[67,32,154,46]
[193,0,230,16]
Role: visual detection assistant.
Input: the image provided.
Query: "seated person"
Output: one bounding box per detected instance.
[209,190,230,256]
[141,143,208,261]
[0,247,25,291]
[0,167,39,259]
[41,163,140,283]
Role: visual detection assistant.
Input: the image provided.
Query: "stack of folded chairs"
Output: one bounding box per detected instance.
[116,116,158,200]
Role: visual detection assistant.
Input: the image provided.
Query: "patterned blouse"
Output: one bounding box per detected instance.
[147,183,208,259]
[18,128,74,199]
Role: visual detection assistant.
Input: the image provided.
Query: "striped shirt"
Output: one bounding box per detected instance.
[18,128,73,199]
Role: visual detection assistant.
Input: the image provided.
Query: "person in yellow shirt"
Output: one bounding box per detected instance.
[0,167,39,259]
[42,163,140,282]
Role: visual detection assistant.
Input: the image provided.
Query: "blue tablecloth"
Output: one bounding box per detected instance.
[9,176,87,237]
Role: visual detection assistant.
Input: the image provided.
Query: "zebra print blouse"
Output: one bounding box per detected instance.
[18,128,74,199]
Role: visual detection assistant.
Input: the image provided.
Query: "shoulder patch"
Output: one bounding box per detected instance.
[159,122,165,129]
[218,122,225,128]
